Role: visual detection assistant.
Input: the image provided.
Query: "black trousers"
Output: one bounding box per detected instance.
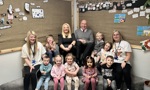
[23,65,40,90]
[114,63,132,89]
[59,46,76,63]
[76,41,94,65]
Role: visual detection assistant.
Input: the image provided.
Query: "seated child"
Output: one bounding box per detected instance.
[82,56,98,90]
[45,35,59,64]
[64,53,80,90]
[96,41,112,74]
[35,55,52,90]
[101,55,116,90]
[51,55,65,90]
[91,32,104,63]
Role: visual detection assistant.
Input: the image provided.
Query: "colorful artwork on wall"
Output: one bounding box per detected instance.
[137,26,150,36]
[114,14,126,23]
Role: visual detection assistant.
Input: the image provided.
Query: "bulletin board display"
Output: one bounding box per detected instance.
[79,0,149,46]
[0,0,71,50]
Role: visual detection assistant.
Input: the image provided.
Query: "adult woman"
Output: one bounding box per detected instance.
[112,30,132,90]
[21,31,46,90]
[58,23,76,63]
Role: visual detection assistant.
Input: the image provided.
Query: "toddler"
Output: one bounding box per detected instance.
[51,55,65,90]
[91,32,104,63]
[82,56,98,90]
[35,55,52,90]
[45,35,59,64]
[64,53,80,90]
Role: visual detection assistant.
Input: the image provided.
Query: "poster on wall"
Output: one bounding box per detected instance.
[137,26,150,36]
[32,9,44,18]
[114,14,126,23]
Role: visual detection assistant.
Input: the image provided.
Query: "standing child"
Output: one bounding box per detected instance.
[91,32,104,63]
[35,55,52,90]
[82,56,98,90]
[64,53,80,90]
[96,42,112,74]
[51,55,65,90]
[45,35,59,64]
[101,55,116,90]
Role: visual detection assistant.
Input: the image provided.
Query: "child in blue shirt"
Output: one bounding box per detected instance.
[35,55,52,90]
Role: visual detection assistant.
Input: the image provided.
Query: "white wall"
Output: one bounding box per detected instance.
[0,52,23,85]
[131,49,150,79]
[0,49,150,85]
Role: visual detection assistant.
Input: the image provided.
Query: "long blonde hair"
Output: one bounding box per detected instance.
[62,23,72,38]
[26,31,38,56]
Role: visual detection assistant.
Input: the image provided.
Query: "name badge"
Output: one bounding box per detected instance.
[32,60,36,65]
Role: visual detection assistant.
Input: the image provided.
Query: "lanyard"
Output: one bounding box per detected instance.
[31,45,35,57]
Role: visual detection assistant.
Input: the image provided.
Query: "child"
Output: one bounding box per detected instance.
[96,41,112,74]
[51,55,65,90]
[91,32,104,63]
[45,35,59,64]
[101,55,116,90]
[35,55,52,90]
[64,53,80,90]
[82,56,98,90]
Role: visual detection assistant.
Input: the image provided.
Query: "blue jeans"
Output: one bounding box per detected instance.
[46,50,59,64]
[36,76,50,90]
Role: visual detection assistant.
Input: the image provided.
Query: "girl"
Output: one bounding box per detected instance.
[64,53,80,90]
[51,55,65,90]
[45,35,59,64]
[96,42,113,74]
[82,56,98,90]
[91,32,105,63]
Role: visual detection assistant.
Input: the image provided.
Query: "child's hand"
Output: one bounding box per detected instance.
[107,79,111,86]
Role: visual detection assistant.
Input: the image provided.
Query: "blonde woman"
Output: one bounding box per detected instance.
[21,31,46,90]
[58,23,76,63]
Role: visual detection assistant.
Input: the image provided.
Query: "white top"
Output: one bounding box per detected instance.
[97,48,114,63]
[21,42,46,66]
[112,40,132,63]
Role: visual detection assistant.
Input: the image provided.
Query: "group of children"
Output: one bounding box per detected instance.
[35,31,117,90]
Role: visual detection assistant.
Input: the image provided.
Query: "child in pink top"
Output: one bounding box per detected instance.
[51,55,65,90]
[82,56,98,90]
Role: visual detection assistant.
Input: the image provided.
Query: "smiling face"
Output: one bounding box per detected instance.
[96,33,103,41]
[66,56,73,65]
[106,56,114,67]
[80,20,87,30]
[29,34,36,45]
[63,24,69,34]
[113,31,121,42]
[104,42,111,51]
[47,36,53,43]
[87,59,93,68]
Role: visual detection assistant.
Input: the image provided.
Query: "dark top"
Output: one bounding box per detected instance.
[58,33,76,47]
[101,64,115,81]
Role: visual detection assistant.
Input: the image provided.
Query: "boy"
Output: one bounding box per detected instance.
[101,55,116,90]
[35,55,52,90]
